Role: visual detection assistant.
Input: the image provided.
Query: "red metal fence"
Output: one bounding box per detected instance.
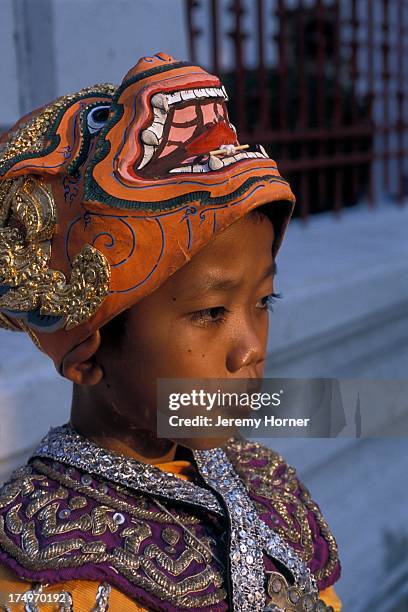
[186,0,407,218]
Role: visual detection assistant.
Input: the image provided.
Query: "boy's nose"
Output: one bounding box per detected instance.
[226,329,265,376]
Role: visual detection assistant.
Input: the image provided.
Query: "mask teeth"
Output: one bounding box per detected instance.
[165,86,227,106]
[137,144,156,170]
[153,107,167,125]
[137,101,170,169]
[136,86,240,171]
[141,129,159,147]
[169,150,269,174]
[151,93,168,111]
[209,155,224,170]
[255,143,268,157]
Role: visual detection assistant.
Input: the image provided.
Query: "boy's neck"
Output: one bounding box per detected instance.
[70,385,177,465]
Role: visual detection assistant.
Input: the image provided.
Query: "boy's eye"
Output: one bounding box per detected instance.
[257,292,282,311]
[190,293,282,325]
[190,306,227,326]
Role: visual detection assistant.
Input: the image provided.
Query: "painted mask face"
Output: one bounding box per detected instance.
[0,52,295,369]
[86,53,274,207]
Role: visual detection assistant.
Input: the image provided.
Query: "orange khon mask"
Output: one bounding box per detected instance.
[0,52,295,372]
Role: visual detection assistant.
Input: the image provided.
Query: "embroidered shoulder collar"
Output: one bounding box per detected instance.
[30,425,320,611]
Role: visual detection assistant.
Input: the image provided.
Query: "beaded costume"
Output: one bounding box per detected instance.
[0,53,341,610]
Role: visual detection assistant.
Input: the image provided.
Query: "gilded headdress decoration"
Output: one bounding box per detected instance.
[0,175,110,334]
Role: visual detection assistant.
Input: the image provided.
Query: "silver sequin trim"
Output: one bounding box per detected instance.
[32,425,223,516]
[194,447,318,611]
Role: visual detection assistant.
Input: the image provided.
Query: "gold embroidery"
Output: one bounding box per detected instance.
[82,541,107,555]
[226,440,339,581]
[5,503,23,534]
[110,546,141,571]
[25,486,68,518]
[116,556,226,608]
[122,522,152,555]
[143,543,204,577]
[301,490,340,583]
[38,502,90,535]
[0,461,227,609]
[140,556,223,594]
[183,531,213,564]
[68,496,87,510]
[37,502,124,538]
[0,515,108,567]
[90,506,121,536]
[0,176,110,330]
[21,522,39,557]
[0,472,47,509]
[162,526,180,547]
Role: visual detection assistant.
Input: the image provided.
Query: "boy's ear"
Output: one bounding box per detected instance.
[61,330,103,386]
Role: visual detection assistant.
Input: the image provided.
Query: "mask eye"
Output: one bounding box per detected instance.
[87,105,110,134]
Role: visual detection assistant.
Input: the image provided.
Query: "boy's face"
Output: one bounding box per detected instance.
[96,212,275,449]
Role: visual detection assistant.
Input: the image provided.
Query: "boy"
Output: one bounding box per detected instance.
[0,53,341,610]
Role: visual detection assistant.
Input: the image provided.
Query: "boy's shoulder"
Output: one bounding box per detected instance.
[0,457,228,609]
[0,441,341,597]
[0,459,147,586]
[225,438,341,591]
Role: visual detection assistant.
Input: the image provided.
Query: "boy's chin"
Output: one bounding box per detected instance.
[173,434,235,451]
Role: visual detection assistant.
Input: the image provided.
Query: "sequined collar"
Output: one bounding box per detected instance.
[32,424,318,611]
[32,424,224,516]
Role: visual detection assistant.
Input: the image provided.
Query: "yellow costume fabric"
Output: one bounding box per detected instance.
[0,460,341,611]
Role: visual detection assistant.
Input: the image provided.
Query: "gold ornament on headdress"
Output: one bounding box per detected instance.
[0,175,110,332]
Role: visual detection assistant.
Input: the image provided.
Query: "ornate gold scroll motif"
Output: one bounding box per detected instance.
[41,244,111,330]
[0,463,227,609]
[0,176,110,330]
[0,469,47,509]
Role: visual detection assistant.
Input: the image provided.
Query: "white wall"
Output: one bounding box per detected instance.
[0,331,71,484]
[0,0,188,124]
[53,0,189,95]
[0,0,20,126]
